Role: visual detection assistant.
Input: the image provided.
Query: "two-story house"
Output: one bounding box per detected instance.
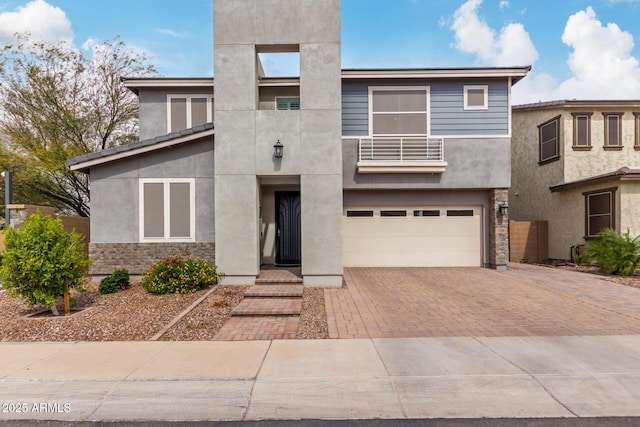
[67,0,530,286]
[511,100,640,261]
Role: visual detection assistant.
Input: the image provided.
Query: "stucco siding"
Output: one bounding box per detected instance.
[563,112,640,182]
[510,108,564,222]
[545,189,586,260]
[138,89,167,140]
[341,79,510,137]
[343,137,511,189]
[138,87,215,140]
[512,105,640,260]
[619,182,640,238]
[89,138,215,243]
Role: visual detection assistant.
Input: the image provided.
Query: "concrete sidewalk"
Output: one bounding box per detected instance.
[1,336,640,422]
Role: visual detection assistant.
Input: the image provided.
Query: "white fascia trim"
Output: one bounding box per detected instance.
[507,77,513,138]
[69,128,215,171]
[342,68,530,80]
[123,78,214,89]
[342,134,511,139]
[434,134,511,139]
[357,161,448,174]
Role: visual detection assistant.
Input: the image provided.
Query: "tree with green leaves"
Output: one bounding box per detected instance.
[0,210,91,315]
[0,34,156,216]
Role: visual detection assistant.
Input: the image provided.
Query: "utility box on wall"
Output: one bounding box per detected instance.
[509,220,548,263]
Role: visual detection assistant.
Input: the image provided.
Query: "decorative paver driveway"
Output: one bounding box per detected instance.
[325,263,640,338]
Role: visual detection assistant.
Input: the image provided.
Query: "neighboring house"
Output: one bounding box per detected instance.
[67,0,530,286]
[510,100,640,261]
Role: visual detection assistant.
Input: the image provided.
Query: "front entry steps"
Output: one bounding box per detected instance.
[213,267,304,340]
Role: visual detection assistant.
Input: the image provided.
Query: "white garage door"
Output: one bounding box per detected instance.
[343,206,482,267]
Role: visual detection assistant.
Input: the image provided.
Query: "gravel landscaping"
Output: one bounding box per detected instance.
[539,262,640,289]
[0,282,329,342]
[2,263,635,342]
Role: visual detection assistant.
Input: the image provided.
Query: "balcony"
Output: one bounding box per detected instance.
[354,136,447,173]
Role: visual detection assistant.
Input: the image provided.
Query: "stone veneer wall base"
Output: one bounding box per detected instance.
[89,242,215,276]
[488,188,509,269]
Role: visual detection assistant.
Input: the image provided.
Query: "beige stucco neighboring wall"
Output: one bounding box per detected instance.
[510,108,564,222]
[563,112,640,182]
[619,182,640,237]
[545,188,589,260]
[512,104,640,260]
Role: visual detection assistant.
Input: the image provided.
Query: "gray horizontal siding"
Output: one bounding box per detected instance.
[341,79,510,136]
[342,83,369,136]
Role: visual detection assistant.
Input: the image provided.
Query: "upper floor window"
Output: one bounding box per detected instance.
[584,188,616,238]
[369,86,429,136]
[572,112,593,150]
[167,95,214,133]
[276,97,300,110]
[538,116,560,164]
[463,85,488,110]
[140,178,195,242]
[634,113,640,150]
[603,113,623,150]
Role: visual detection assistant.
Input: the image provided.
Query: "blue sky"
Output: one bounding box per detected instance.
[1,0,640,103]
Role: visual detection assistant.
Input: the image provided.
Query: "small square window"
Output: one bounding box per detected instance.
[463,85,488,110]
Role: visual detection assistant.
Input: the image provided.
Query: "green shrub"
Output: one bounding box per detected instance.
[0,211,91,314]
[140,255,221,294]
[99,269,130,295]
[584,229,640,276]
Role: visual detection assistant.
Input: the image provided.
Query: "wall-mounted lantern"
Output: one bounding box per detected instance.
[273,139,284,159]
[498,202,509,216]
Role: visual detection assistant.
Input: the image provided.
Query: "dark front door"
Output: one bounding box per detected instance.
[275,191,301,265]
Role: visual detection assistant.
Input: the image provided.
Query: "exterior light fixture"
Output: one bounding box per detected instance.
[498,202,509,216]
[273,139,283,159]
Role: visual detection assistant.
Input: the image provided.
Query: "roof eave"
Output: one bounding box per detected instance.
[515,99,640,111]
[340,66,531,84]
[68,128,215,173]
[549,168,640,192]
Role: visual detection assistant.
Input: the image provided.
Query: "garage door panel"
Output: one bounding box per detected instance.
[344,250,479,267]
[343,206,482,267]
[343,235,478,253]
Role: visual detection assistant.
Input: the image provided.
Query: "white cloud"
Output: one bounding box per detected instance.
[499,1,509,10]
[450,1,640,103]
[450,0,538,67]
[82,37,98,52]
[156,28,187,38]
[0,0,73,45]
[554,6,640,99]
